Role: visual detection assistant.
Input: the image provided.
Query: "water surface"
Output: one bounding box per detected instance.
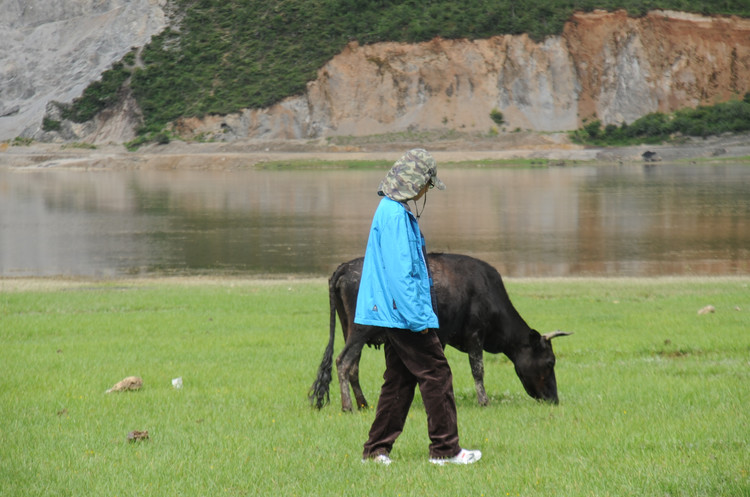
[1,162,748,278]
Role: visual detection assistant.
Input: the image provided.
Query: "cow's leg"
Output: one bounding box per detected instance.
[336,339,372,413]
[348,351,369,410]
[335,348,355,412]
[468,349,489,406]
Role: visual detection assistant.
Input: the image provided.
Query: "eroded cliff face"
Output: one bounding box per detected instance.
[565,10,750,125]
[176,34,581,140]
[179,10,750,143]
[5,7,749,144]
[0,0,167,141]
[307,35,581,134]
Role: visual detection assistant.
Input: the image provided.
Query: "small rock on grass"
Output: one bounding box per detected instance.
[697,305,715,315]
[127,430,149,443]
[105,376,143,393]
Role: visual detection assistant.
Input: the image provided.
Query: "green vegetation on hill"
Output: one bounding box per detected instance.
[63,1,750,138]
[53,62,131,125]
[571,93,750,145]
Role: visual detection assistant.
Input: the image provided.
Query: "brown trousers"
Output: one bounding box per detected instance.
[362,328,461,459]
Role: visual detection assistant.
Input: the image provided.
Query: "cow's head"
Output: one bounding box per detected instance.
[513,331,572,404]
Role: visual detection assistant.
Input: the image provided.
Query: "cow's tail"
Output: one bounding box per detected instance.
[308,276,338,409]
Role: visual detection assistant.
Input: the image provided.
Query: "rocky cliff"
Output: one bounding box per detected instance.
[177,10,750,143]
[565,10,750,126]
[0,0,167,141]
[3,7,749,144]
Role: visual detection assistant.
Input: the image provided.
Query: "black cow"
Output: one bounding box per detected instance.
[309,253,571,411]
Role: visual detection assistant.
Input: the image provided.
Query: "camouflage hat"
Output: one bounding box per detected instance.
[378,148,446,201]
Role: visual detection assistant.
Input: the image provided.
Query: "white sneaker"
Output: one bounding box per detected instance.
[429,448,482,465]
[362,454,392,465]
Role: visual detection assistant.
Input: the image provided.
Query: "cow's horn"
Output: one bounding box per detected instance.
[542,330,573,341]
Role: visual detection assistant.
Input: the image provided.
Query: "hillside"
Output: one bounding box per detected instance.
[0,0,167,142]
[172,10,749,143]
[2,1,750,145]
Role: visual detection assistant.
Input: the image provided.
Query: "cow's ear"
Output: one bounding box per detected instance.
[542,330,573,342]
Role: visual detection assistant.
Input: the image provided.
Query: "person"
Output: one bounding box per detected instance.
[355,148,481,466]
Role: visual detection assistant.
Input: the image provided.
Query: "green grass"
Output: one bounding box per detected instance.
[1,277,748,496]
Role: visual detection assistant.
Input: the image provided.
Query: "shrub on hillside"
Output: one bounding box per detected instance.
[572,95,750,145]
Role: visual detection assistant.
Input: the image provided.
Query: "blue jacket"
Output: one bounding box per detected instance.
[354,197,439,332]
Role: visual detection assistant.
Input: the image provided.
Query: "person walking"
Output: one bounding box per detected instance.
[355,148,481,466]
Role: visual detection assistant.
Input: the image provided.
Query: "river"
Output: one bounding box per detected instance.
[1,161,748,278]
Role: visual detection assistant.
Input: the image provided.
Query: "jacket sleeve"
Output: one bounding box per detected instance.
[379,210,431,331]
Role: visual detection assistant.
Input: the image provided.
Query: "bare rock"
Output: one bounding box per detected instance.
[127,430,149,442]
[105,376,143,393]
[642,150,661,162]
[0,0,167,141]
[697,305,716,315]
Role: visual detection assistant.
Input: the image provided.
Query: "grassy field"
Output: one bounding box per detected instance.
[1,277,748,496]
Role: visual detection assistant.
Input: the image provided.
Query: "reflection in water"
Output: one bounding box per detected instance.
[0,162,748,277]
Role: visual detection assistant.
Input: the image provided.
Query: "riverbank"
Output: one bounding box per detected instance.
[3,274,748,292]
[3,131,750,170]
